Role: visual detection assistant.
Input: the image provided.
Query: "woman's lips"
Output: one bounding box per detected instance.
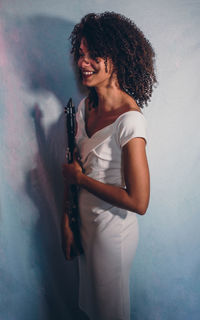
[81,70,96,78]
[82,71,94,75]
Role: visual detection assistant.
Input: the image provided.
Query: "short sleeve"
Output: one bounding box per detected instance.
[116,111,147,148]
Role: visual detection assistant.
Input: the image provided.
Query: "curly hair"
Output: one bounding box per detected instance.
[70,11,157,108]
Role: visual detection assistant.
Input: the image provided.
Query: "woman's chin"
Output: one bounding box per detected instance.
[82,79,95,87]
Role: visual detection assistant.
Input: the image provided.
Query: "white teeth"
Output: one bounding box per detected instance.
[82,71,94,75]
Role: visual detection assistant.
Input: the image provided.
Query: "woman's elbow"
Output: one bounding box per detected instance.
[129,199,149,215]
[137,205,148,215]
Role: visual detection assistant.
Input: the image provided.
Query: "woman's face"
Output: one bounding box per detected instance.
[77,38,113,88]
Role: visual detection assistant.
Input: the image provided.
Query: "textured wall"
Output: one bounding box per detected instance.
[0,0,200,319]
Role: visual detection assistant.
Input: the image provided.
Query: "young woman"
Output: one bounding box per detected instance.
[62,12,157,320]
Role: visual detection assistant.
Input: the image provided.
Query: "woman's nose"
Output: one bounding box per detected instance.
[79,57,90,68]
[83,60,91,69]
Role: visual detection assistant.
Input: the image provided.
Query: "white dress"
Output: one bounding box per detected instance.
[75,98,147,320]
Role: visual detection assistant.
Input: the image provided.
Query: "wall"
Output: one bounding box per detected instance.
[0,0,200,319]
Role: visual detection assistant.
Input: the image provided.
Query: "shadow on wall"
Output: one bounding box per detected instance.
[5,15,88,320]
[7,14,86,105]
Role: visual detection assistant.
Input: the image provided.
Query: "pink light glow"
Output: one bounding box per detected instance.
[0,21,35,191]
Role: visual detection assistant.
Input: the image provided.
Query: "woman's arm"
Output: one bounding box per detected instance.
[63,137,150,215]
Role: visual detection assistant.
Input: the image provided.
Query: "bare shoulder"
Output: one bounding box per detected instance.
[128,106,142,114]
[123,96,142,114]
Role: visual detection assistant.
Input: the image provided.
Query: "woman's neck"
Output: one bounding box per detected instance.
[94,85,138,116]
[95,85,126,115]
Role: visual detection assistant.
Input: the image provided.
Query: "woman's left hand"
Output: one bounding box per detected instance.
[62,152,83,185]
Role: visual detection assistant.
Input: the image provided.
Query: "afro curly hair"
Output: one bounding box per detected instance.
[70,11,157,108]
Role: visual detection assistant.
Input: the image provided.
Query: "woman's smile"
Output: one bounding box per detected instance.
[77,38,113,87]
[81,69,96,78]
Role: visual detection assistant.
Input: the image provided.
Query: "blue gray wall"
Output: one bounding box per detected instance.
[0,1,200,319]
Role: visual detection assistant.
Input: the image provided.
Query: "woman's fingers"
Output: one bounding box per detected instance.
[66,235,74,260]
[62,157,83,185]
[66,243,72,260]
[61,236,72,260]
[66,242,78,260]
[62,227,81,260]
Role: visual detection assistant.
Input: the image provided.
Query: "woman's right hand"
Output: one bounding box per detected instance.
[61,214,76,260]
